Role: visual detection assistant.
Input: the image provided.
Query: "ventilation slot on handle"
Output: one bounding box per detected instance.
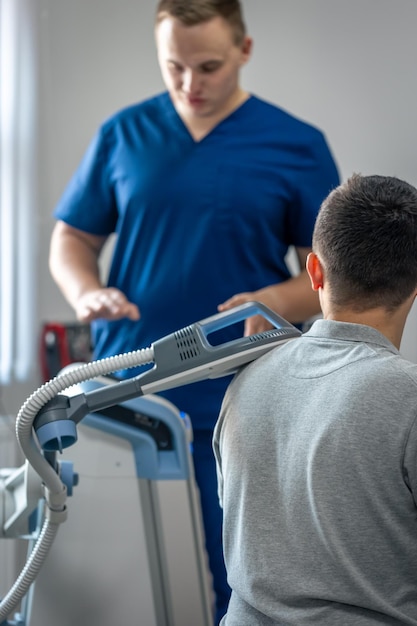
[174,327,201,361]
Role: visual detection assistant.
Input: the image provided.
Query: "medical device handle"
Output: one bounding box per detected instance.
[137,300,301,393]
[33,302,301,453]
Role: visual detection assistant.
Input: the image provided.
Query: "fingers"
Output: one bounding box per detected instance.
[219,285,280,315]
[217,292,274,338]
[218,292,252,312]
[219,291,275,337]
[76,289,140,323]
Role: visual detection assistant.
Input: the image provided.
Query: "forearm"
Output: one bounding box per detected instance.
[49,224,104,311]
[49,222,140,323]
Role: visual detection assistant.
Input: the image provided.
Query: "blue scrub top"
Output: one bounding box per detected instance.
[54,92,339,428]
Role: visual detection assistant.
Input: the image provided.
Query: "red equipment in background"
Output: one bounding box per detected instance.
[40,322,92,382]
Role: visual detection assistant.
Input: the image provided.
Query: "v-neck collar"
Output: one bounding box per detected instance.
[161,91,254,144]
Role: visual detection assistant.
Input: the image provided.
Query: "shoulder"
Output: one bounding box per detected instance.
[229,341,294,392]
[84,93,172,156]
[389,354,417,389]
[246,95,326,141]
[99,92,171,135]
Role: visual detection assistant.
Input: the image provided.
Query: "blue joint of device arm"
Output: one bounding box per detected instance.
[33,394,88,453]
[33,378,145,454]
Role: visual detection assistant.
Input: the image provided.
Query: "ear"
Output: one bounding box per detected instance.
[240,36,253,64]
[306,252,324,291]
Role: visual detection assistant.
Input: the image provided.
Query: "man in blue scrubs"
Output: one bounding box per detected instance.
[49,1,339,623]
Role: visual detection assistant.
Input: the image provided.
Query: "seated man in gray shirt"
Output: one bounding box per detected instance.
[213,173,417,626]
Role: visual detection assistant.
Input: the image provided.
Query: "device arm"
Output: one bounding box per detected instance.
[32,302,301,454]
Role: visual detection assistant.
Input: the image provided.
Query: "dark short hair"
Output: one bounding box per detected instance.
[155,0,247,45]
[313,173,417,311]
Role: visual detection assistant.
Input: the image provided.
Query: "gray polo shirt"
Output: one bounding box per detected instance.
[214,320,417,625]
